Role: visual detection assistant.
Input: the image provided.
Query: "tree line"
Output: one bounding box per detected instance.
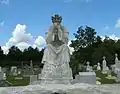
[0,46,44,67]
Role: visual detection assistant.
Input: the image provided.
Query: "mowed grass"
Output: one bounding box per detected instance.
[95,70,116,84]
[6,75,29,86]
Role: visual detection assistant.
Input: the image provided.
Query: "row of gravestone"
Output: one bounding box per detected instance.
[30,54,120,85]
[86,56,109,74]
[0,62,35,81]
[73,54,120,84]
[86,54,120,74]
[1,54,120,85]
[113,54,120,82]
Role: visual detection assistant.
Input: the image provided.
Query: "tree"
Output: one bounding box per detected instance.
[7,46,22,61]
[5,46,22,66]
[70,26,98,63]
[70,26,98,76]
[0,46,3,66]
[22,46,35,61]
[22,46,44,64]
[92,37,116,65]
[70,26,96,51]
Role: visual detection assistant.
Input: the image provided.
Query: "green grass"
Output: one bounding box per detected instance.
[6,71,40,86]
[6,75,29,86]
[95,70,116,84]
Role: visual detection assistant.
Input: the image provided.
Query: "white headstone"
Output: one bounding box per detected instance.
[18,70,21,75]
[86,61,90,72]
[115,54,119,68]
[115,54,120,73]
[3,73,6,80]
[97,62,101,70]
[0,67,1,72]
[86,61,93,72]
[11,66,17,76]
[102,56,109,74]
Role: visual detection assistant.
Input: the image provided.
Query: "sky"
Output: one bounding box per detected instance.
[0,0,120,54]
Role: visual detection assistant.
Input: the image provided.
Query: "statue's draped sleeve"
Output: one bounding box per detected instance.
[62,26,69,44]
[45,26,54,44]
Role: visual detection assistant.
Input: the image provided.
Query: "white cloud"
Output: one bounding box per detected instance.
[84,0,92,2]
[34,36,45,46]
[0,0,9,5]
[2,24,33,54]
[0,21,4,28]
[64,0,92,3]
[109,34,120,40]
[104,26,109,30]
[68,40,74,54]
[32,44,43,51]
[100,34,120,41]
[115,18,120,28]
[64,0,72,3]
[1,24,47,54]
[16,42,30,51]
[11,24,33,43]
[79,0,92,2]
[1,46,9,54]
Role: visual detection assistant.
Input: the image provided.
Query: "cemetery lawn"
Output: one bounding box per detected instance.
[95,70,116,84]
[6,75,29,86]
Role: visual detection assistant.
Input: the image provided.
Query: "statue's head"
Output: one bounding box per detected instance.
[51,14,62,25]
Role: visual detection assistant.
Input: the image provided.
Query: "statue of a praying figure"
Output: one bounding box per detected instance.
[40,14,73,84]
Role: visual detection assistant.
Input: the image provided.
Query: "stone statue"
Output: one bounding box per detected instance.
[40,14,73,84]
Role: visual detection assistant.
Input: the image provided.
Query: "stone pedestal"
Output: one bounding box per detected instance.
[75,72,96,84]
[116,70,120,83]
[0,72,4,81]
[1,83,120,94]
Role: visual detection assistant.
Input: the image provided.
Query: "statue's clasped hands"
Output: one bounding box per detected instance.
[53,22,60,29]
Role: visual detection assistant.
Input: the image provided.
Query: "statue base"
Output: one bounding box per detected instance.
[1,83,120,94]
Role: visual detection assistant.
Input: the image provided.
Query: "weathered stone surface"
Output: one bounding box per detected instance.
[75,72,96,84]
[0,83,120,94]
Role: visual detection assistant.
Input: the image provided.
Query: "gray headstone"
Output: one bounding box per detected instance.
[0,71,4,81]
[23,64,34,77]
[10,66,17,76]
[75,72,96,84]
[116,70,120,82]
[30,75,38,84]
